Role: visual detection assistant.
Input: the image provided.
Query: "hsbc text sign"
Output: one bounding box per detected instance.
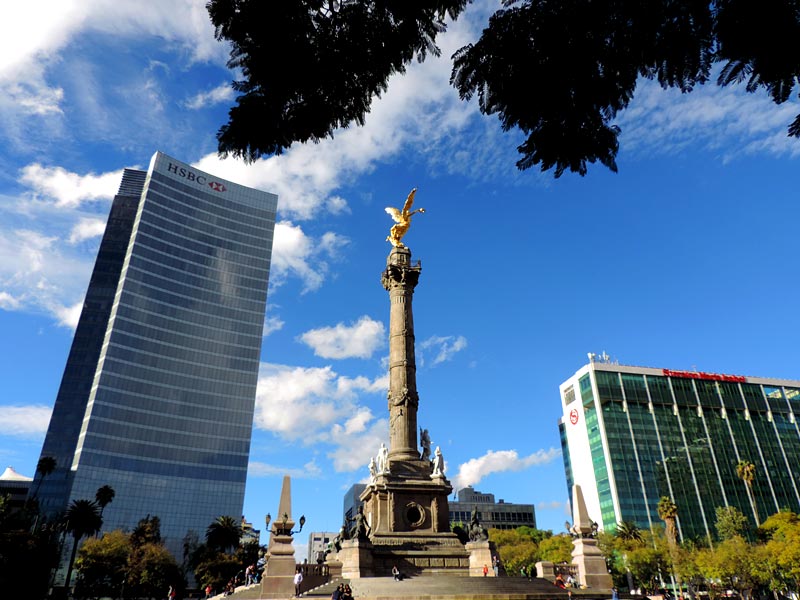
[167,163,227,193]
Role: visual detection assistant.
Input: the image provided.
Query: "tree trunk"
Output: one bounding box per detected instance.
[65,535,79,594]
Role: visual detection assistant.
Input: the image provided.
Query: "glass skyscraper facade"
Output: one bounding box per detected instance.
[559,359,800,542]
[33,152,277,559]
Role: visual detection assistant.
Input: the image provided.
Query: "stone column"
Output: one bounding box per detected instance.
[381,247,421,462]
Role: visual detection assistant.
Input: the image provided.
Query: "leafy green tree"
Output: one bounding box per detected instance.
[715,506,751,541]
[74,530,131,600]
[736,460,759,526]
[128,542,184,600]
[206,0,800,177]
[206,515,242,554]
[614,521,644,591]
[0,509,61,600]
[538,533,573,564]
[94,485,115,519]
[130,514,162,548]
[626,528,671,594]
[488,528,539,574]
[695,535,767,600]
[758,511,800,595]
[193,552,241,591]
[206,0,467,162]
[64,499,103,592]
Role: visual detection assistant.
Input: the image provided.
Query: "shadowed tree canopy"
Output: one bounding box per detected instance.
[207,0,800,177]
[206,0,468,161]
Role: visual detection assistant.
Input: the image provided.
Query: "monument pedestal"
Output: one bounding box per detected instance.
[339,539,375,579]
[571,538,613,590]
[466,540,496,577]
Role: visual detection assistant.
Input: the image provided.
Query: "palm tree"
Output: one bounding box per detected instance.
[63,499,103,592]
[657,496,678,548]
[95,485,115,518]
[657,497,680,596]
[31,456,56,498]
[206,515,242,554]
[615,521,643,543]
[736,459,759,526]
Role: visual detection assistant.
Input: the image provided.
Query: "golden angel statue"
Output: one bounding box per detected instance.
[385,188,425,247]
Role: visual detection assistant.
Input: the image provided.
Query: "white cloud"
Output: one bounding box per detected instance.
[68,217,106,244]
[185,83,234,110]
[262,314,285,337]
[253,363,388,473]
[419,335,468,366]
[271,221,346,293]
[0,227,93,326]
[299,316,385,359]
[254,362,385,443]
[248,460,322,479]
[327,418,389,472]
[0,291,22,310]
[54,300,84,329]
[2,405,52,437]
[18,164,122,208]
[618,77,800,160]
[537,500,566,511]
[452,448,562,491]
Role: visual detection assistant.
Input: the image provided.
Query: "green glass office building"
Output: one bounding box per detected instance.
[559,358,800,541]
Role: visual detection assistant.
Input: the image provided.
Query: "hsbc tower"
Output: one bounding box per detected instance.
[32,152,277,562]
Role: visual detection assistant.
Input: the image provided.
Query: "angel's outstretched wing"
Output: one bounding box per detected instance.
[385,207,402,223]
[402,188,417,213]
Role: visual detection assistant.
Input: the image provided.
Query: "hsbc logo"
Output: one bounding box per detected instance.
[166,162,226,193]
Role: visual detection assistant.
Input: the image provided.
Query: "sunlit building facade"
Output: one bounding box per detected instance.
[559,358,800,542]
[33,152,277,560]
[448,486,536,530]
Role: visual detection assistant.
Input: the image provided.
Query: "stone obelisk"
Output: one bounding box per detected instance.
[260,476,298,598]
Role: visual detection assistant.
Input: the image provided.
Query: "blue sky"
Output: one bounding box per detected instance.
[2,0,800,558]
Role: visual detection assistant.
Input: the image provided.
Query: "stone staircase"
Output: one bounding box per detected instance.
[302,576,602,600]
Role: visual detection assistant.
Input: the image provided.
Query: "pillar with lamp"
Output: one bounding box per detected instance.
[260,476,307,598]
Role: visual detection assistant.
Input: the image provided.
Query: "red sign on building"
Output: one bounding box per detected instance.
[662,369,746,384]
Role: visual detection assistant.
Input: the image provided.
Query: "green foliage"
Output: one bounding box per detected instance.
[235,539,262,569]
[74,530,131,600]
[193,552,241,590]
[206,0,800,177]
[128,542,184,600]
[206,0,469,161]
[695,535,768,598]
[206,515,242,554]
[130,514,162,548]
[64,499,103,590]
[715,506,751,541]
[0,523,61,600]
[489,528,538,574]
[538,533,573,564]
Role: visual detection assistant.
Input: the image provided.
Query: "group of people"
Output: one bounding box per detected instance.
[554,572,577,589]
[330,582,353,600]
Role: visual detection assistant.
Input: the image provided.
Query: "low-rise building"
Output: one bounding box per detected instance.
[449,486,536,530]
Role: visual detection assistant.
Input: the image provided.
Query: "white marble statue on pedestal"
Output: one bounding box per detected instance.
[432,446,445,476]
